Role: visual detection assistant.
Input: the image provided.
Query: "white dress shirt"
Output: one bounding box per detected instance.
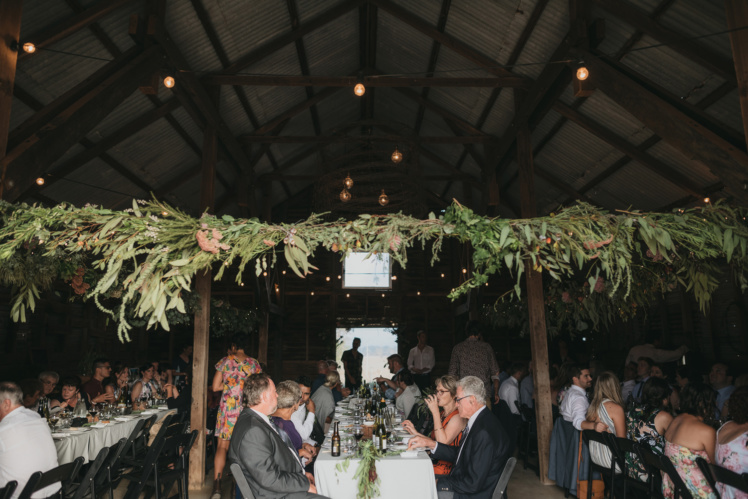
[291,404,317,444]
[395,384,421,418]
[408,345,435,374]
[559,384,589,431]
[498,376,520,415]
[0,407,60,499]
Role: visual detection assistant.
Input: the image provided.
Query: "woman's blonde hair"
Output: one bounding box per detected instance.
[434,375,459,397]
[324,371,340,388]
[586,371,624,421]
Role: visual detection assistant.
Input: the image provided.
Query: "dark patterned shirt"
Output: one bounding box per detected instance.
[448,337,499,389]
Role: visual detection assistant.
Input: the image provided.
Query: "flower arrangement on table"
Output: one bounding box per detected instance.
[335,439,405,499]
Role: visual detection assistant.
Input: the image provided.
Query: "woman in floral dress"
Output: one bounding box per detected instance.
[662,383,718,499]
[210,335,261,499]
[626,377,673,481]
[716,386,748,499]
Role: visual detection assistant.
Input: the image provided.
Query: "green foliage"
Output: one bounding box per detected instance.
[335,440,403,498]
[0,197,746,343]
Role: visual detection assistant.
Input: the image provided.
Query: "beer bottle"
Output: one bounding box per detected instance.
[331,421,341,457]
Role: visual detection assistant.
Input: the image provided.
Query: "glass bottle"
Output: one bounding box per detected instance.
[331,421,341,457]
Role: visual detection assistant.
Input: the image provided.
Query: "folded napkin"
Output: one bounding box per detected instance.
[91,423,108,428]
[140,410,156,415]
[114,416,132,421]
[400,450,420,458]
[51,433,70,438]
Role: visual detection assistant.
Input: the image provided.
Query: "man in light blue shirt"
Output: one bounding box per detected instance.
[710,362,734,419]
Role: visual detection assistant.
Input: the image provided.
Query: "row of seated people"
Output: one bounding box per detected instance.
[551,363,748,499]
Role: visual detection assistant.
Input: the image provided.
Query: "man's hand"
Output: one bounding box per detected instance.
[306,472,316,493]
[408,435,436,451]
[341,387,351,397]
[494,393,500,405]
[305,398,316,414]
[302,443,318,457]
[93,393,114,404]
[299,447,313,461]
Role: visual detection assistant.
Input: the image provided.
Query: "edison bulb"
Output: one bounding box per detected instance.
[704,197,710,204]
[378,189,389,206]
[576,66,589,81]
[163,76,175,88]
[354,83,365,96]
[35,177,45,186]
[391,147,403,164]
[23,43,36,53]
[340,189,351,202]
[344,175,354,189]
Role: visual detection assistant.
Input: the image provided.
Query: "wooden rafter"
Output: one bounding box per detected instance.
[238,135,495,144]
[16,0,135,62]
[202,74,528,88]
[413,0,451,135]
[0,0,22,174]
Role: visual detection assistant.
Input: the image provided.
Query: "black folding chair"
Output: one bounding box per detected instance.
[152,430,199,499]
[0,481,17,499]
[93,438,128,499]
[230,463,255,499]
[582,430,618,499]
[634,443,692,499]
[125,414,159,462]
[120,437,167,499]
[66,447,109,499]
[120,414,176,470]
[18,457,84,499]
[515,402,538,474]
[609,436,651,499]
[492,456,517,499]
[697,457,748,499]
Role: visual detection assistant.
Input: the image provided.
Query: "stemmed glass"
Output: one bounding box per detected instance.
[88,404,99,421]
[49,414,60,432]
[353,426,364,450]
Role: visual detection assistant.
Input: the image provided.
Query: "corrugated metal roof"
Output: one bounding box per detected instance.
[302,9,359,76]
[511,0,569,80]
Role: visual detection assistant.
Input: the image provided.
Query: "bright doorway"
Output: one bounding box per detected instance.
[336,327,398,386]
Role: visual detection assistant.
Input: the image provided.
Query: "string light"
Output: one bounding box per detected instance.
[311,291,314,296]
[391,147,403,164]
[240,282,244,287]
[354,83,365,97]
[161,211,169,216]
[440,273,445,278]
[23,43,36,54]
[35,177,45,186]
[704,197,711,203]
[337,275,342,279]
[391,275,397,280]
[325,276,330,281]
[346,293,350,298]
[378,189,389,206]
[282,270,286,275]
[417,291,421,296]
[381,293,385,298]
[163,76,175,88]
[576,66,589,81]
[262,271,267,277]
[344,175,354,189]
[462,268,467,274]
[340,188,351,202]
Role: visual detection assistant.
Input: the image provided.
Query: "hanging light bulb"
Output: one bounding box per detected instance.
[378,189,389,206]
[340,188,351,202]
[35,177,45,186]
[163,76,175,88]
[704,197,711,204]
[354,83,365,97]
[576,66,589,81]
[344,174,354,189]
[23,42,36,54]
[391,147,403,164]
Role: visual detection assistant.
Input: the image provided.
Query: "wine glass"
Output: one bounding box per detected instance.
[353,426,364,449]
[49,415,60,431]
[88,404,99,421]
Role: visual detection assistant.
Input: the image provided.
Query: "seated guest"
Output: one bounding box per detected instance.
[710,362,735,419]
[375,354,406,400]
[498,362,527,415]
[395,371,421,418]
[227,373,323,497]
[38,371,59,399]
[559,364,604,432]
[82,358,115,404]
[650,363,665,379]
[50,376,91,412]
[402,375,466,477]
[408,376,512,498]
[131,364,157,402]
[620,362,638,404]
[163,369,191,414]
[631,357,654,404]
[0,381,61,499]
[292,376,318,445]
[326,361,349,404]
[586,371,626,472]
[625,377,673,482]
[104,364,130,401]
[715,386,748,499]
[662,383,718,499]
[310,360,329,395]
[311,371,339,430]
[271,381,317,463]
[18,378,42,409]
[675,365,695,389]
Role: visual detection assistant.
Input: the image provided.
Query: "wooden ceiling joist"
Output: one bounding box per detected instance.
[2,47,162,202]
[203,74,529,88]
[238,135,495,144]
[16,0,135,62]
[250,87,341,137]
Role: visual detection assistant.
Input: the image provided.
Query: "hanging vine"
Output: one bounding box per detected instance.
[0,197,746,342]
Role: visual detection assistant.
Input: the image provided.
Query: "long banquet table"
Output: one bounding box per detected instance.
[314,396,438,499]
[53,408,172,464]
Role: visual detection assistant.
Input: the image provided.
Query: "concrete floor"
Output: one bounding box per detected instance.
[184,464,569,499]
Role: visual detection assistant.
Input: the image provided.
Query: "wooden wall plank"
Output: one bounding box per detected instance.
[0,0,23,199]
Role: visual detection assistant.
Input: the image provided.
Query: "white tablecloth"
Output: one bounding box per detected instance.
[314,450,438,499]
[54,410,168,464]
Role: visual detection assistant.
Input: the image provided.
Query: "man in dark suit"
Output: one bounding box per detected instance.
[408,376,511,499]
[228,373,327,499]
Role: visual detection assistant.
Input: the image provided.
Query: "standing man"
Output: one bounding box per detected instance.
[407,376,512,499]
[559,364,604,432]
[173,343,193,389]
[341,338,363,391]
[631,357,654,404]
[408,331,435,392]
[82,358,115,405]
[448,321,500,406]
[228,373,325,498]
[0,382,61,499]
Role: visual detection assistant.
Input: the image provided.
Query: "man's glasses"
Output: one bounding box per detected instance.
[455,395,474,404]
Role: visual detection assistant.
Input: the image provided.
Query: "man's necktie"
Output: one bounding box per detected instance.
[455,424,470,464]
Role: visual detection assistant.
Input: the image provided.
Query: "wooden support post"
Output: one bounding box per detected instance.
[725,0,748,149]
[516,90,553,485]
[0,0,23,199]
[188,87,218,490]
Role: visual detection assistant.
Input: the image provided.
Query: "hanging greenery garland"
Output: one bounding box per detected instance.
[0,197,746,342]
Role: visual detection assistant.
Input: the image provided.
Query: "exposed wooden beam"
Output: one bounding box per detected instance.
[591,0,735,83]
[370,0,526,81]
[553,101,705,197]
[238,134,495,144]
[583,51,748,202]
[413,0,450,134]
[17,0,135,62]
[2,47,162,201]
[218,0,366,75]
[249,86,341,137]
[203,74,528,88]
[259,173,481,186]
[0,0,23,199]
[612,0,675,61]
[393,85,485,136]
[725,0,748,149]
[657,182,724,212]
[534,164,595,204]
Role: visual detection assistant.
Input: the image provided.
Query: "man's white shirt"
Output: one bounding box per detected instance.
[559,384,589,431]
